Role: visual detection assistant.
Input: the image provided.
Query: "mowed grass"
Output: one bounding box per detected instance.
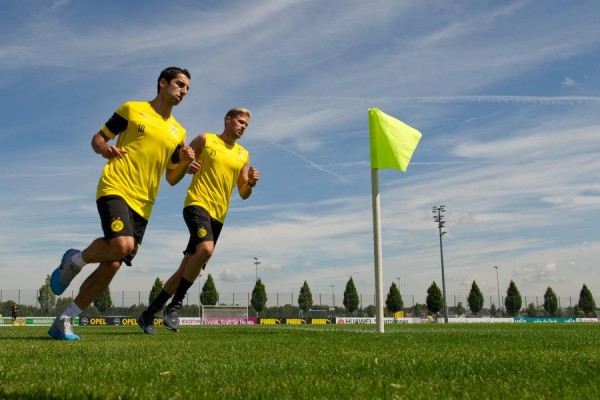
[1,323,599,399]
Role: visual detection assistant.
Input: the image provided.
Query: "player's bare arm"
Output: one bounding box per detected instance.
[185,133,207,175]
[166,141,195,186]
[91,131,127,159]
[238,162,260,199]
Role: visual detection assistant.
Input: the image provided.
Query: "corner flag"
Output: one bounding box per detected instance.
[368,108,422,333]
[369,108,422,171]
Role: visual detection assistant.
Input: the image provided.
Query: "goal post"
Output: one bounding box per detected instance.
[201,305,249,325]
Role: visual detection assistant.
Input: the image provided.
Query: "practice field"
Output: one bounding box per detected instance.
[1,324,599,399]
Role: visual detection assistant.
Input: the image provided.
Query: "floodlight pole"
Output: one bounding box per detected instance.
[254,257,261,282]
[432,205,449,323]
[330,285,335,317]
[494,266,501,314]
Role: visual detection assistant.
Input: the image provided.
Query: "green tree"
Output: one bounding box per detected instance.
[467,281,484,315]
[490,304,499,317]
[385,282,403,317]
[280,304,299,318]
[201,274,218,306]
[251,278,268,316]
[363,305,376,317]
[343,277,360,316]
[297,281,313,314]
[148,277,164,306]
[505,280,522,317]
[455,301,466,316]
[94,287,113,313]
[412,303,425,318]
[543,287,559,317]
[526,302,537,317]
[0,301,16,317]
[578,284,596,317]
[55,297,74,314]
[426,281,443,316]
[37,275,56,314]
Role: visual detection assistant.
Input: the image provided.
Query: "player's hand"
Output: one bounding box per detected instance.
[101,145,127,159]
[187,160,202,174]
[248,166,260,185]
[179,141,195,164]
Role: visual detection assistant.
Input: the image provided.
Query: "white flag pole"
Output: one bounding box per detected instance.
[371,168,385,333]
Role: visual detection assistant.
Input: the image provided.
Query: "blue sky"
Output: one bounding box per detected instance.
[2,0,600,307]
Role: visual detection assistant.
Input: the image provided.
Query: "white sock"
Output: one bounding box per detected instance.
[71,252,87,269]
[60,302,82,319]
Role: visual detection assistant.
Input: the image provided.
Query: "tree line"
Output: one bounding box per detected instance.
[463,280,597,318]
[1,275,597,319]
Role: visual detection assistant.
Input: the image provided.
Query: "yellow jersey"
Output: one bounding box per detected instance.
[96,101,186,219]
[184,133,248,223]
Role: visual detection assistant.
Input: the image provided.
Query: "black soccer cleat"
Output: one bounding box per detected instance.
[137,312,157,334]
[162,307,180,332]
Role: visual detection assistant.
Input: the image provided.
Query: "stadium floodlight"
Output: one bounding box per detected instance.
[432,205,449,323]
[253,257,261,282]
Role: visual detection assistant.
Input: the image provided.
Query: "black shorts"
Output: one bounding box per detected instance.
[183,205,223,254]
[97,195,148,266]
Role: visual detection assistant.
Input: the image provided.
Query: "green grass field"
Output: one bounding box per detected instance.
[1,323,599,399]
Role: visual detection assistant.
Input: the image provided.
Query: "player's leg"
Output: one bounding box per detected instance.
[140,254,192,333]
[163,254,191,294]
[50,196,135,295]
[161,243,212,331]
[140,206,200,332]
[162,206,221,332]
[137,255,190,334]
[74,260,122,309]
[48,259,122,341]
[49,197,144,340]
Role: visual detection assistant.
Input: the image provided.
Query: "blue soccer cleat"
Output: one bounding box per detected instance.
[50,249,81,295]
[48,316,80,341]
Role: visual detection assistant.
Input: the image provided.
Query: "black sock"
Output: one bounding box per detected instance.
[146,290,172,315]
[168,278,194,309]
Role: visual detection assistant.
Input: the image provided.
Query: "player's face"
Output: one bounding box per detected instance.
[161,73,190,106]
[226,114,250,139]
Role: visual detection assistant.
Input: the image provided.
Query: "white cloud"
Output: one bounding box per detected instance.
[219,268,243,283]
[562,77,576,87]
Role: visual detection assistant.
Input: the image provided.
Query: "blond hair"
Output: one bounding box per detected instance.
[225,107,251,119]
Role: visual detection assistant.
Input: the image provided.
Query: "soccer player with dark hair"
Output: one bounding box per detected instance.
[48,67,195,340]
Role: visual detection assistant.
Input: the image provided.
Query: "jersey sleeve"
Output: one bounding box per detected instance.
[170,144,182,164]
[101,102,130,139]
[167,126,187,169]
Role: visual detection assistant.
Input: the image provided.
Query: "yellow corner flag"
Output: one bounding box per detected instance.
[369,108,422,171]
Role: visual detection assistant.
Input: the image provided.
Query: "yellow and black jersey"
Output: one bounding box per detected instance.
[185,133,248,223]
[96,101,186,219]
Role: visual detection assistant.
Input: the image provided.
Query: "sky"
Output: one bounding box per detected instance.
[1,0,600,308]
